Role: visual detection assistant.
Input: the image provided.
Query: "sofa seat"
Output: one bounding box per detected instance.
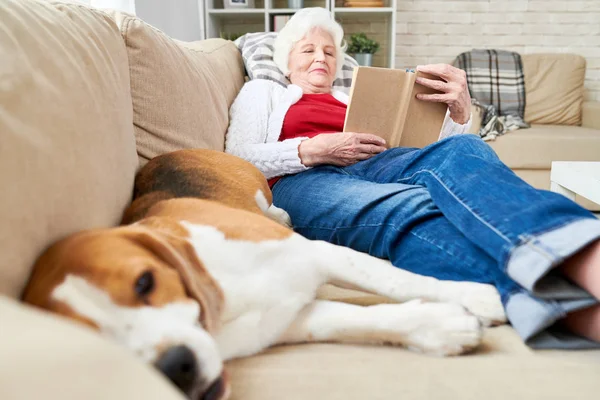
[488,125,600,169]
[228,331,600,400]
[223,285,600,400]
[2,286,599,400]
[0,296,186,400]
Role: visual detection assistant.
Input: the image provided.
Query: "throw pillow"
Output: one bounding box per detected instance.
[522,53,586,126]
[111,12,245,166]
[234,32,358,94]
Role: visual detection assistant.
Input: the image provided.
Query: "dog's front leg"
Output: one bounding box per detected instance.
[311,240,506,326]
[277,300,482,356]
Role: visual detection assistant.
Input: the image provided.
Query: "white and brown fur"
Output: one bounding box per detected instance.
[23,149,506,400]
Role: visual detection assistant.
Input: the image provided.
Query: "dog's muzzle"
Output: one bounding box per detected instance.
[155,345,225,400]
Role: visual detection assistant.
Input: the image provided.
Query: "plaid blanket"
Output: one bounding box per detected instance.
[454,49,529,141]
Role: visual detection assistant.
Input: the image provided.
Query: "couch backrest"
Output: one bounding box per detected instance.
[0,0,139,298]
[0,0,247,299]
[109,12,245,167]
[522,53,586,126]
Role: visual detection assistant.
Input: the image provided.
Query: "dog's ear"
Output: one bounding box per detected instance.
[120,226,224,333]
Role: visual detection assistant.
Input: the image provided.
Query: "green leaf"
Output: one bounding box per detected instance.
[346,32,380,54]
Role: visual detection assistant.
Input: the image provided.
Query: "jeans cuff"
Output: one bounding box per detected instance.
[506,291,600,349]
[506,218,600,299]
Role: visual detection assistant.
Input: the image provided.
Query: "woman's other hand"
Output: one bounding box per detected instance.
[414,64,471,124]
[298,132,387,167]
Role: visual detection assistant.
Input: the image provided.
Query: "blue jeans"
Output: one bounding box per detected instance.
[272,135,600,349]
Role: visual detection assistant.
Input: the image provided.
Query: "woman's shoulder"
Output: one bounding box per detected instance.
[240,79,288,95]
[236,80,300,106]
[231,80,278,109]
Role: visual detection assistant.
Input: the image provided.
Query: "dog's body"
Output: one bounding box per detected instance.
[23,149,506,400]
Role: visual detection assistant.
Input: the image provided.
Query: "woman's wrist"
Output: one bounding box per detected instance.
[298,139,319,166]
[451,103,472,125]
[453,114,470,125]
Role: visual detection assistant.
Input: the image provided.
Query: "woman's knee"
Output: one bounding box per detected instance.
[438,134,498,160]
[441,134,482,147]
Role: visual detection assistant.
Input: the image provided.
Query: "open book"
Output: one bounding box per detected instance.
[343,67,448,148]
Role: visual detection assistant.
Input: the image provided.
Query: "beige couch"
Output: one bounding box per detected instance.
[469,53,600,210]
[1,1,599,400]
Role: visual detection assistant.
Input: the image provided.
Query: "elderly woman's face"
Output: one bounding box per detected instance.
[287,28,337,91]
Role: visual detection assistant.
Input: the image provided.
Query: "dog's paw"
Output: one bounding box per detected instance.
[265,204,293,228]
[455,283,507,327]
[400,301,483,357]
[375,300,483,356]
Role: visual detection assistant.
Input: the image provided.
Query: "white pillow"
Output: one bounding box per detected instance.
[234,32,358,94]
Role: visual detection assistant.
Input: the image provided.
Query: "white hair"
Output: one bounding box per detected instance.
[273,7,347,81]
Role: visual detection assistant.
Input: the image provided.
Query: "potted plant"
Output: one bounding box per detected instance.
[219,32,244,42]
[347,32,380,67]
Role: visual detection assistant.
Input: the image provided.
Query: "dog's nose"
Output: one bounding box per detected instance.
[201,376,225,400]
[155,345,198,394]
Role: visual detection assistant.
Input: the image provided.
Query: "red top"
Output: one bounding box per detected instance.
[268,93,347,187]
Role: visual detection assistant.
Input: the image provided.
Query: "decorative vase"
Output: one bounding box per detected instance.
[353,53,373,67]
[287,0,304,9]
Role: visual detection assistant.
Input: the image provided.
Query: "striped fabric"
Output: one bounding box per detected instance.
[234,32,358,94]
[454,49,529,140]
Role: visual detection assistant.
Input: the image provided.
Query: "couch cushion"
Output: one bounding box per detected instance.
[227,328,600,400]
[0,0,138,298]
[225,285,600,400]
[522,53,586,126]
[582,101,600,130]
[486,125,600,169]
[0,296,185,400]
[111,13,245,166]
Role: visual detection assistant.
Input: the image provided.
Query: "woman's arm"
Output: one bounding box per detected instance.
[299,132,387,167]
[225,81,309,179]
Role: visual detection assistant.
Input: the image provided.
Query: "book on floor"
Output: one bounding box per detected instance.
[343,66,448,148]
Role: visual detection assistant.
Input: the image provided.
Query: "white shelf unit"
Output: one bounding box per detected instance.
[332,1,396,69]
[203,0,396,68]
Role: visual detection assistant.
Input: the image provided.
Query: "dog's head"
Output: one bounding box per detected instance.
[22,225,229,400]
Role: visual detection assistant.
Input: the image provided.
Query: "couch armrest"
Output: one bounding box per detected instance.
[582,101,600,130]
[0,296,186,400]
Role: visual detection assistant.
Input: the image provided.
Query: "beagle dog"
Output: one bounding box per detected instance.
[23,149,506,400]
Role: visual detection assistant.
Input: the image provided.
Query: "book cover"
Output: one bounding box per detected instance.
[343,66,448,148]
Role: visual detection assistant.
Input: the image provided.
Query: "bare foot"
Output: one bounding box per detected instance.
[560,305,600,342]
[558,239,600,343]
[559,239,600,300]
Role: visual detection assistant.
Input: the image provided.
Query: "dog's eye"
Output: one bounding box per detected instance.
[135,271,155,297]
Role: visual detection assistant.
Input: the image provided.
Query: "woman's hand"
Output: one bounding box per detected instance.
[298,132,387,167]
[414,64,471,125]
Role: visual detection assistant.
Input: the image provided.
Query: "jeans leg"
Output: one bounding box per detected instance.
[342,135,600,347]
[272,166,519,301]
[346,135,600,295]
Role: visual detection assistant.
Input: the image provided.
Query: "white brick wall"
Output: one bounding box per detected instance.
[395,0,600,101]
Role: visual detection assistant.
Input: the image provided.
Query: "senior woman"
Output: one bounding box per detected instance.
[226,7,600,348]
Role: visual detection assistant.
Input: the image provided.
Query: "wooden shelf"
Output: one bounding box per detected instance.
[203,0,397,68]
[268,8,301,14]
[333,7,394,13]
[208,8,265,14]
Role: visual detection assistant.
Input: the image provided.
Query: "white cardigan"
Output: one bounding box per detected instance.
[225,80,472,179]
